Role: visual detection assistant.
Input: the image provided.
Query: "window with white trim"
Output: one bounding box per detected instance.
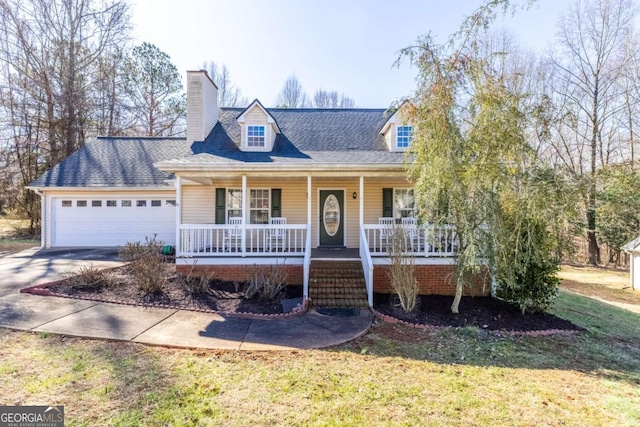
[247,125,266,147]
[226,189,271,224]
[394,189,415,218]
[396,125,413,148]
[61,200,72,207]
[249,189,270,224]
[226,189,243,221]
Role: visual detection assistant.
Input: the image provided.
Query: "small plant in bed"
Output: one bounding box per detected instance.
[118,235,167,294]
[176,263,212,298]
[66,265,115,292]
[245,262,288,301]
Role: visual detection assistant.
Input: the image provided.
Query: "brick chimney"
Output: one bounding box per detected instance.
[186,70,218,143]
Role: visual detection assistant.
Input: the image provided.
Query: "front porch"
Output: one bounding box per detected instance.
[174,174,465,307]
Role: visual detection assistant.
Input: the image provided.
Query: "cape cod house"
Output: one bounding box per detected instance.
[28,70,489,307]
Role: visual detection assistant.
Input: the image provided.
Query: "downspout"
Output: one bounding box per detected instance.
[33,188,45,249]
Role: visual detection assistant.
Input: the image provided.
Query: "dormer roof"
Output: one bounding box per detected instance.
[236,99,281,134]
[379,100,412,135]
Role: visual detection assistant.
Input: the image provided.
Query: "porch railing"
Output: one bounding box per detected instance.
[359,226,374,307]
[178,224,308,257]
[303,225,312,303]
[361,223,459,257]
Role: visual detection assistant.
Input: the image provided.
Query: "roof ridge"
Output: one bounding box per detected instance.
[96,136,187,140]
[220,107,387,112]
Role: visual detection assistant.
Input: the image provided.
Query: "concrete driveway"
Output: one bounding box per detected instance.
[0,248,372,350]
[0,247,121,297]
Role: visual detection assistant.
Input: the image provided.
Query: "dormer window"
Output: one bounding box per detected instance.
[247,125,266,147]
[397,125,413,148]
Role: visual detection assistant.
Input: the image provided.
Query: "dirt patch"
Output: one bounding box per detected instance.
[560,279,640,306]
[44,264,303,315]
[373,293,583,332]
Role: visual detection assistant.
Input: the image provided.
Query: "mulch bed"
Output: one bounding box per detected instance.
[373,293,583,332]
[35,264,581,332]
[43,264,302,315]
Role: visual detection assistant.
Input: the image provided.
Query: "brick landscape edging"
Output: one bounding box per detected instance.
[369,306,583,336]
[20,280,308,320]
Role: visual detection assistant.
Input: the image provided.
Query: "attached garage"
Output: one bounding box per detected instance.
[49,195,176,247]
[26,136,193,249]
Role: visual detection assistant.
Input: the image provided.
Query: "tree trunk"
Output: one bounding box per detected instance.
[451,280,463,313]
[586,205,600,265]
[588,76,600,266]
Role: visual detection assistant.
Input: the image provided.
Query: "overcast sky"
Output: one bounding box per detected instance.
[130,0,570,108]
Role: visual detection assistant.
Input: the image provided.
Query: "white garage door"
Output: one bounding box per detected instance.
[52,197,176,247]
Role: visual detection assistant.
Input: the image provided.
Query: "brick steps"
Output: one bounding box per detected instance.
[308,260,369,308]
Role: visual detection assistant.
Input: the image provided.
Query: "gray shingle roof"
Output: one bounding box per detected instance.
[175,108,405,165]
[29,137,191,188]
[31,108,406,188]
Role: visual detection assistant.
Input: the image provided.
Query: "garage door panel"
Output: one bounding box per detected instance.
[52,197,177,247]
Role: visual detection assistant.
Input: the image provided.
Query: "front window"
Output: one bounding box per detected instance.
[226,189,271,224]
[250,189,270,224]
[397,125,412,148]
[247,125,266,147]
[227,189,243,220]
[394,189,415,218]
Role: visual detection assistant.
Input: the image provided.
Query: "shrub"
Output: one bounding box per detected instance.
[387,225,419,313]
[245,261,288,301]
[119,235,167,294]
[495,217,560,314]
[176,262,212,297]
[66,265,115,291]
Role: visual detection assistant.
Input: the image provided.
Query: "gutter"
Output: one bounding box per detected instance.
[154,162,407,175]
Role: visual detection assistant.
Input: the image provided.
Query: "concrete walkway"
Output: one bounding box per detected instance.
[0,249,371,350]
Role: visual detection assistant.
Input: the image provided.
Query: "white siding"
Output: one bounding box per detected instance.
[186,71,218,143]
[240,104,276,151]
[244,106,268,122]
[179,177,413,248]
[181,185,215,223]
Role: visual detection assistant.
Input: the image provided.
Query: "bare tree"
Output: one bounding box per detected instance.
[313,89,356,108]
[202,61,248,107]
[275,75,308,108]
[0,0,131,226]
[549,0,638,265]
[0,0,131,165]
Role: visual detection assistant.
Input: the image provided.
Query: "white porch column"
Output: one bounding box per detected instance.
[242,175,247,257]
[359,176,364,226]
[307,176,312,226]
[175,176,182,256]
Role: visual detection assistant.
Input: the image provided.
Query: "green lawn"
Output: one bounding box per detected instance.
[1,291,639,426]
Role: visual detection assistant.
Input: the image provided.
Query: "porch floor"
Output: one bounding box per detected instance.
[311,248,360,260]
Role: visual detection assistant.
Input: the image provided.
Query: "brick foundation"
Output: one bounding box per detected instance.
[176,264,304,285]
[373,264,490,296]
[178,262,489,297]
